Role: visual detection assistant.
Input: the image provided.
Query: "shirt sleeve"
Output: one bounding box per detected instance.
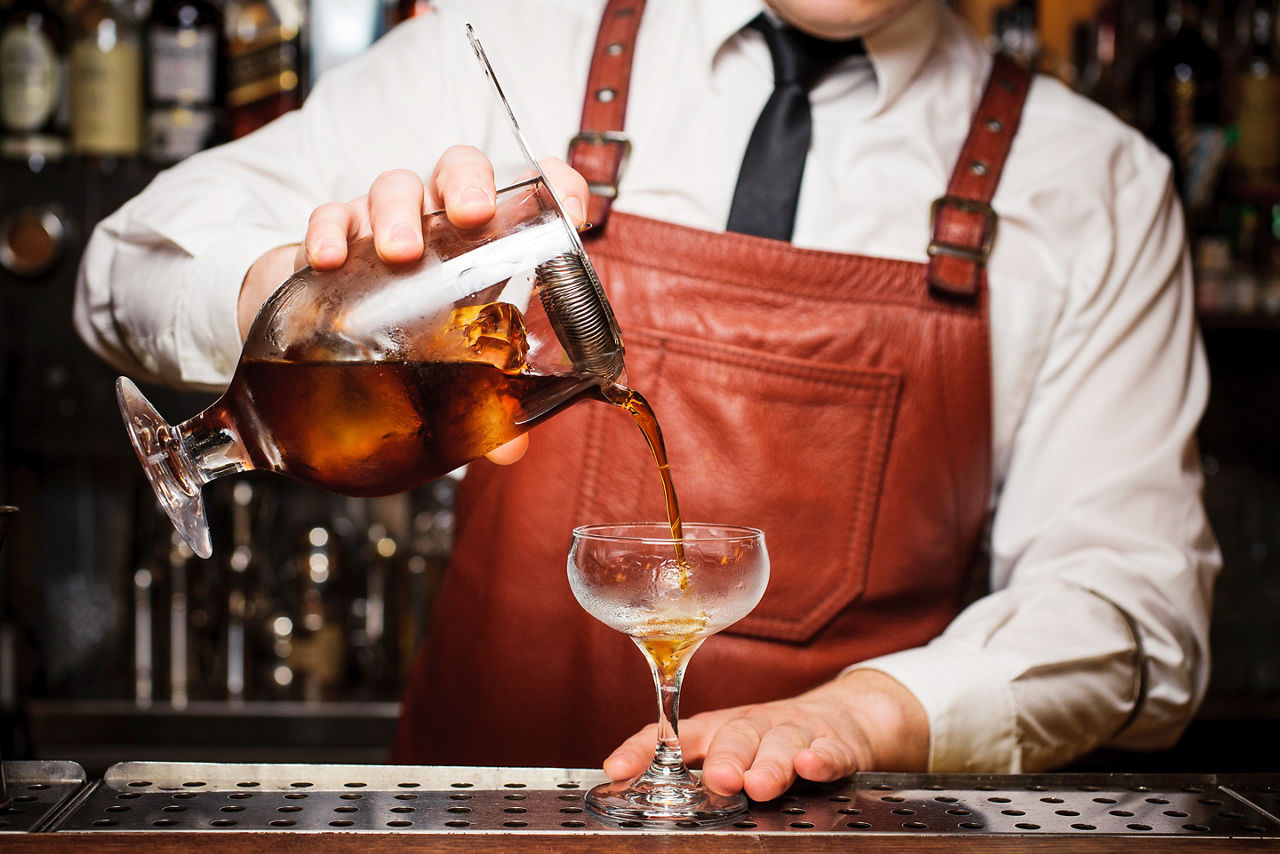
[855,150,1221,773]
[72,9,493,390]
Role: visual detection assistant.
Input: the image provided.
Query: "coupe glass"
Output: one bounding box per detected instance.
[567,523,769,826]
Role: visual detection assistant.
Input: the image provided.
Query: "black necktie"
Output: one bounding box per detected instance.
[726,15,865,241]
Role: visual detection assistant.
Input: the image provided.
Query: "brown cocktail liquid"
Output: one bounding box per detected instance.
[196,300,687,581]
[602,384,689,588]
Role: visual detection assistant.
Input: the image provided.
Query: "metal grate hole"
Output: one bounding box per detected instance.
[397,782,420,789]
[340,794,363,800]
[211,819,236,827]
[236,781,259,788]
[289,782,312,789]
[395,794,418,801]
[282,793,305,800]
[387,820,413,827]
[330,820,354,827]
[502,821,527,828]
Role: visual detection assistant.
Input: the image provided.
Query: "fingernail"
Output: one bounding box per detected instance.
[390,223,419,247]
[460,186,492,209]
[563,196,585,225]
[312,238,340,265]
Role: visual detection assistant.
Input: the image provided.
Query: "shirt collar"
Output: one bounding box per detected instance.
[693,0,942,115]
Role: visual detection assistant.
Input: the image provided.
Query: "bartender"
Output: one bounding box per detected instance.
[74,0,1219,803]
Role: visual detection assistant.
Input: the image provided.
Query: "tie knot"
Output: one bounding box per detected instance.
[748,13,865,90]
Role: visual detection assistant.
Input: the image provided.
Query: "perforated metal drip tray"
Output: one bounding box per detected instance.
[0,761,87,833]
[41,763,1280,838]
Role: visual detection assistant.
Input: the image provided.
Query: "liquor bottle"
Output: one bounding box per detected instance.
[145,0,223,162]
[68,0,144,163]
[1139,0,1226,211]
[0,0,69,162]
[222,0,304,138]
[1073,3,1126,117]
[1231,0,1280,189]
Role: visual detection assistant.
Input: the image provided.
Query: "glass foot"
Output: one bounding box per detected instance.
[584,776,748,828]
[117,376,213,559]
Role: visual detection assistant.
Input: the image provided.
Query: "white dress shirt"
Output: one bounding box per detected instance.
[74,0,1221,772]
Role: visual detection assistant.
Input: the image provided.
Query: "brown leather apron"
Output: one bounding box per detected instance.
[391,2,1030,767]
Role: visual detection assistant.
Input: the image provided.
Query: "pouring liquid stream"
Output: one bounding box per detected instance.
[604,383,689,590]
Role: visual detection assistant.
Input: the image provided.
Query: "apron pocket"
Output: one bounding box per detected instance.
[575,331,901,644]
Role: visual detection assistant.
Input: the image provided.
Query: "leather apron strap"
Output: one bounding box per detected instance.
[568,7,1034,293]
[926,54,1032,298]
[566,0,646,228]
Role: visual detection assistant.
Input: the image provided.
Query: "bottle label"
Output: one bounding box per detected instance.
[71,38,143,155]
[226,31,298,108]
[147,104,216,160]
[149,26,217,104]
[1236,73,1280,176]
[0,26,62,132]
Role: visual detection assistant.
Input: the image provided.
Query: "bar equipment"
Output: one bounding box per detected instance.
[116,26,626,559]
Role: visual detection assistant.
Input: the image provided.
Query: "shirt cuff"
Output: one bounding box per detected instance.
[850,639,1021,772]
[175,225,301,388]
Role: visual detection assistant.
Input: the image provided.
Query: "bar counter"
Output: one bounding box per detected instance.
[2,760,1277,851]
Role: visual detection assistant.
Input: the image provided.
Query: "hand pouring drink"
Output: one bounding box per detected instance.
[118,28,632,558]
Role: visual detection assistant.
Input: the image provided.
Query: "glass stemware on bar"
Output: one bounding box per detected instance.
[567,523,769,826]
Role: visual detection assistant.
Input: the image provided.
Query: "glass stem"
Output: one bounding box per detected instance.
[179,404,256,484]
[651,667,684,773]
[641,643,703,783]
